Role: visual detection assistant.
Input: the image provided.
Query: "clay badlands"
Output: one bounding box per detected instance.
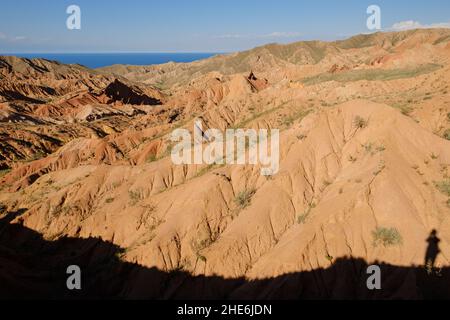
[1,29,450,299]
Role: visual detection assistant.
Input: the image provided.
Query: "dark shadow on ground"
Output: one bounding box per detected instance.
[0,210,449,300]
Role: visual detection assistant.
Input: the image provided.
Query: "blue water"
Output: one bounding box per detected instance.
[2,53,219,69]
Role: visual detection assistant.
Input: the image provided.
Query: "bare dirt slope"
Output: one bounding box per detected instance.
[1,28,450,299]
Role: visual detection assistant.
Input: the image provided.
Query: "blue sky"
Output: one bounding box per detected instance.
[0,0,449,53]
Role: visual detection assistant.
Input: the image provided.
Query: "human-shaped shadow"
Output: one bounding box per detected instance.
[425,229,441,273]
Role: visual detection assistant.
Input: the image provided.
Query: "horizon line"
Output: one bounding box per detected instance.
[1,27,448,57]
[0,51,228,55]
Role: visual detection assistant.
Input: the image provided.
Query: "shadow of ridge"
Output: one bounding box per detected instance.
[1,212,449,300]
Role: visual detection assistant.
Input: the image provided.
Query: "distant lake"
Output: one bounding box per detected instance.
[2,53,220,69]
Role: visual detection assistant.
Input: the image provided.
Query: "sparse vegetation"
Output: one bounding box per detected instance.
[234,189,256,209]
[301,64,442,86]
[194,164,217,179]
[337,33,377,49]
[431,153,439,160]
[297,212,309,224]
[443,129,450,141]
[114,247,128,261]
[372,227,403,247]
[191,237,213,263]
[105,197,115,204]
[323,180,332,187]
[373,162,386,176]
[192,238,212,252]
[27,151,47,162]
[153,80,167,91]
[0,169,11,178]
[361,142,386,156]
[112,181,122,189]
[434,34,450,45]
[393,104,413,116]
[354,116,368,129]
[146,154,157,163]
[435,180,450,197]
[281,109,312,128]
[234,104,283,128]
[362,142,374,154]
[297,203,316,224]
[265,41,326,64]
[325,253,334,263]
[128,190,142,206]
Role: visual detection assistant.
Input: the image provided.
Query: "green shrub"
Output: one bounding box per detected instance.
[431,153,439,160]
[435,180,450,197]
[354,116,368,129]
[129,190,142,206]
[105,197,115,204]
[297,213,309,224]
[234,189,256,209]
[443,129,450,141]
[372,227,403,247]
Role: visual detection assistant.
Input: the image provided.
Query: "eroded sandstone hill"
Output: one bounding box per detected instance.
[1,29,450,299]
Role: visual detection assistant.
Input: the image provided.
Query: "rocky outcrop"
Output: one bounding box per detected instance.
[102,79,162,106]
